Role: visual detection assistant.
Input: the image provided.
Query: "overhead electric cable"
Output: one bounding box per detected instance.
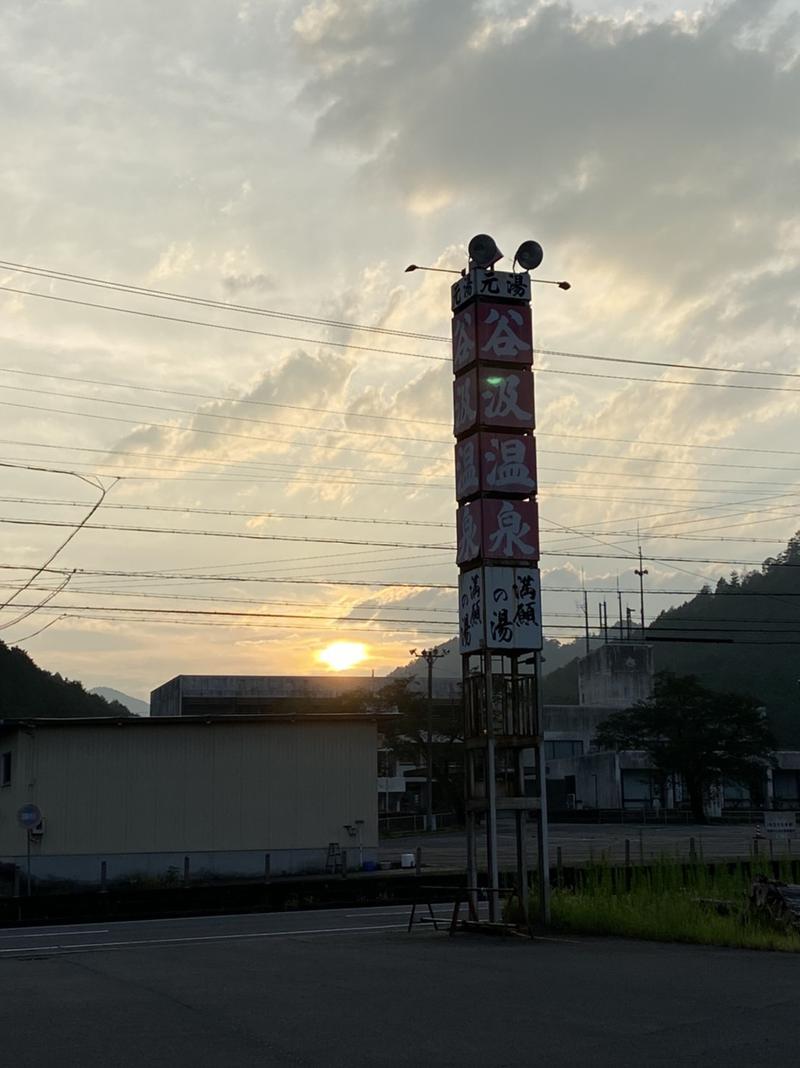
[5,496,799,535]
[5,515,800,570]
[4,283,800,394]
[4,364,800,459]
[3,259,799,381]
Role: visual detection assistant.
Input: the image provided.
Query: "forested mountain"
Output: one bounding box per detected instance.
[542,532,800,745]
[0,641,133,719]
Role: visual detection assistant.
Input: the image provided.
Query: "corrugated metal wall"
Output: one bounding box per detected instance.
[0,720,377,856]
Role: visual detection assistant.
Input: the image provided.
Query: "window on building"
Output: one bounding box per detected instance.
[0,751,11,787]
[544,740,584,760]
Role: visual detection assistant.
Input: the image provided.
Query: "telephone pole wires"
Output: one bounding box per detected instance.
[410,645,449,831]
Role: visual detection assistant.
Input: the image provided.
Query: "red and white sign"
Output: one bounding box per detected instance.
[455,432,537,502]
[453,372,478,437]
[479,367,534,430]
[452,302,532,373]
[476,303,532,365]
[452,306,476,373]
[481,499,539,562]
[459,565,542,653]
[456,500,482,565]
[457,499,540,564]
[453,367,535,437]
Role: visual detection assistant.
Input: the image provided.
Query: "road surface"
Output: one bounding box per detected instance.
[2,905,799,1066]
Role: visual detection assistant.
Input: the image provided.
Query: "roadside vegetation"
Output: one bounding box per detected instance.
[525,858,800,952]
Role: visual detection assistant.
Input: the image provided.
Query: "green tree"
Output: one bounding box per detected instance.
[595,672,775,821]
[347,678,465,818]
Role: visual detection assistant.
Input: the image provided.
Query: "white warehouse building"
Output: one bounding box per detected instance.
[0,712,379,891]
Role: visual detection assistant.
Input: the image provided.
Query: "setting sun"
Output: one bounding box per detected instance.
[317,641,368,672]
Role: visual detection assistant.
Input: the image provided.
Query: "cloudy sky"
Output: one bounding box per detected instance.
[0,0,798,700]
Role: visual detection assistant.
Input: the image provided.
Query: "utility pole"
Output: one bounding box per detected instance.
[635,545,649,637]
[583,587,590,656]
[409,646,448,831]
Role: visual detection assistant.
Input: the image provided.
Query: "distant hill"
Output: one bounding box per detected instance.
[389,634,583,687]
[0,642,133,720]
[90,687,149,717]
[543,532,800,745]
[644,532,800,744]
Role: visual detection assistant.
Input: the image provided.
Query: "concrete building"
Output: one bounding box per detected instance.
[545,642,800,813]
[150,674,379,717]
[578,641,654,707]
[151,673,461,717]
[0,712,379,891]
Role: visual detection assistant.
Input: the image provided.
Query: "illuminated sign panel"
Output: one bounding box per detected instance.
[453,366,535,437]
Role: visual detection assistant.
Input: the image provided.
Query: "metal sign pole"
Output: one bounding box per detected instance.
[484,654,500,921]
[17,803,42,899]
[534,650,551,924]
[449,237,549,931]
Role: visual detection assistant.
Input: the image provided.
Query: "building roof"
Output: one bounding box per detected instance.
[150,673,462,701]
[0,711,391,737]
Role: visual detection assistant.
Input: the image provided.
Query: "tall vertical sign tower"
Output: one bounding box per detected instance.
[452,235,549,924]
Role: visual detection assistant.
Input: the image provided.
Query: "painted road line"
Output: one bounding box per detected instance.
[0,929,110,939]
[0,902,430,937]
[0,921,115,935]
[0,922,411,955]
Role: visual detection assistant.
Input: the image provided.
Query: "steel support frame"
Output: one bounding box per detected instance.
[462,649,549,927]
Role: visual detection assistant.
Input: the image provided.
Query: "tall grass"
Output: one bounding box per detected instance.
[536,856,800,952]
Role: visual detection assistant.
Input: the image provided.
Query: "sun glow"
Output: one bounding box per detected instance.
[317,641,368,671]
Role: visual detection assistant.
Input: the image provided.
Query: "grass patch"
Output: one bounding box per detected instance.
[532,857,800,952]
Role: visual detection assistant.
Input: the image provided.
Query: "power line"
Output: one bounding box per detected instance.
[0,455,451,491]
[4,496,798,541]
[4,259,800,382]
[0,496,454,530]
[0,381,448,448]
[8,579,800,627]
[0,563,457,591]
[4,516,800,570]
[0,516,453,551]
[0,259,448,342]
[5,601,800,645]
[5,430,800,486]
[6,282,800,395]
[0,284,449,362]
[4,363,800,461]
[0,398,444,465]
[8,562,800,597]
[0,365,450,428]
[8,449,793,511]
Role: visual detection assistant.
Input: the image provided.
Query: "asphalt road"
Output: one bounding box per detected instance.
[2,906,799,1067]
[380,820,792,870]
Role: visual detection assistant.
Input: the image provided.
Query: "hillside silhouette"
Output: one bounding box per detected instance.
[542,531,800,745]
[0,641,132,720]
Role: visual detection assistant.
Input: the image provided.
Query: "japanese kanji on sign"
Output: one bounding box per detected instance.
[452,268,542,653]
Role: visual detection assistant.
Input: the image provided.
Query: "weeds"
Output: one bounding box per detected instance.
[534,856,800,952]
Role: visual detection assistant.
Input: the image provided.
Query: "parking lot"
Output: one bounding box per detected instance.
[2,905,799,1066]
[380,820,791,871]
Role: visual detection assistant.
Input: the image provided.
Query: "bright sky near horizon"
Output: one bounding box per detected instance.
[1,0,798,700]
